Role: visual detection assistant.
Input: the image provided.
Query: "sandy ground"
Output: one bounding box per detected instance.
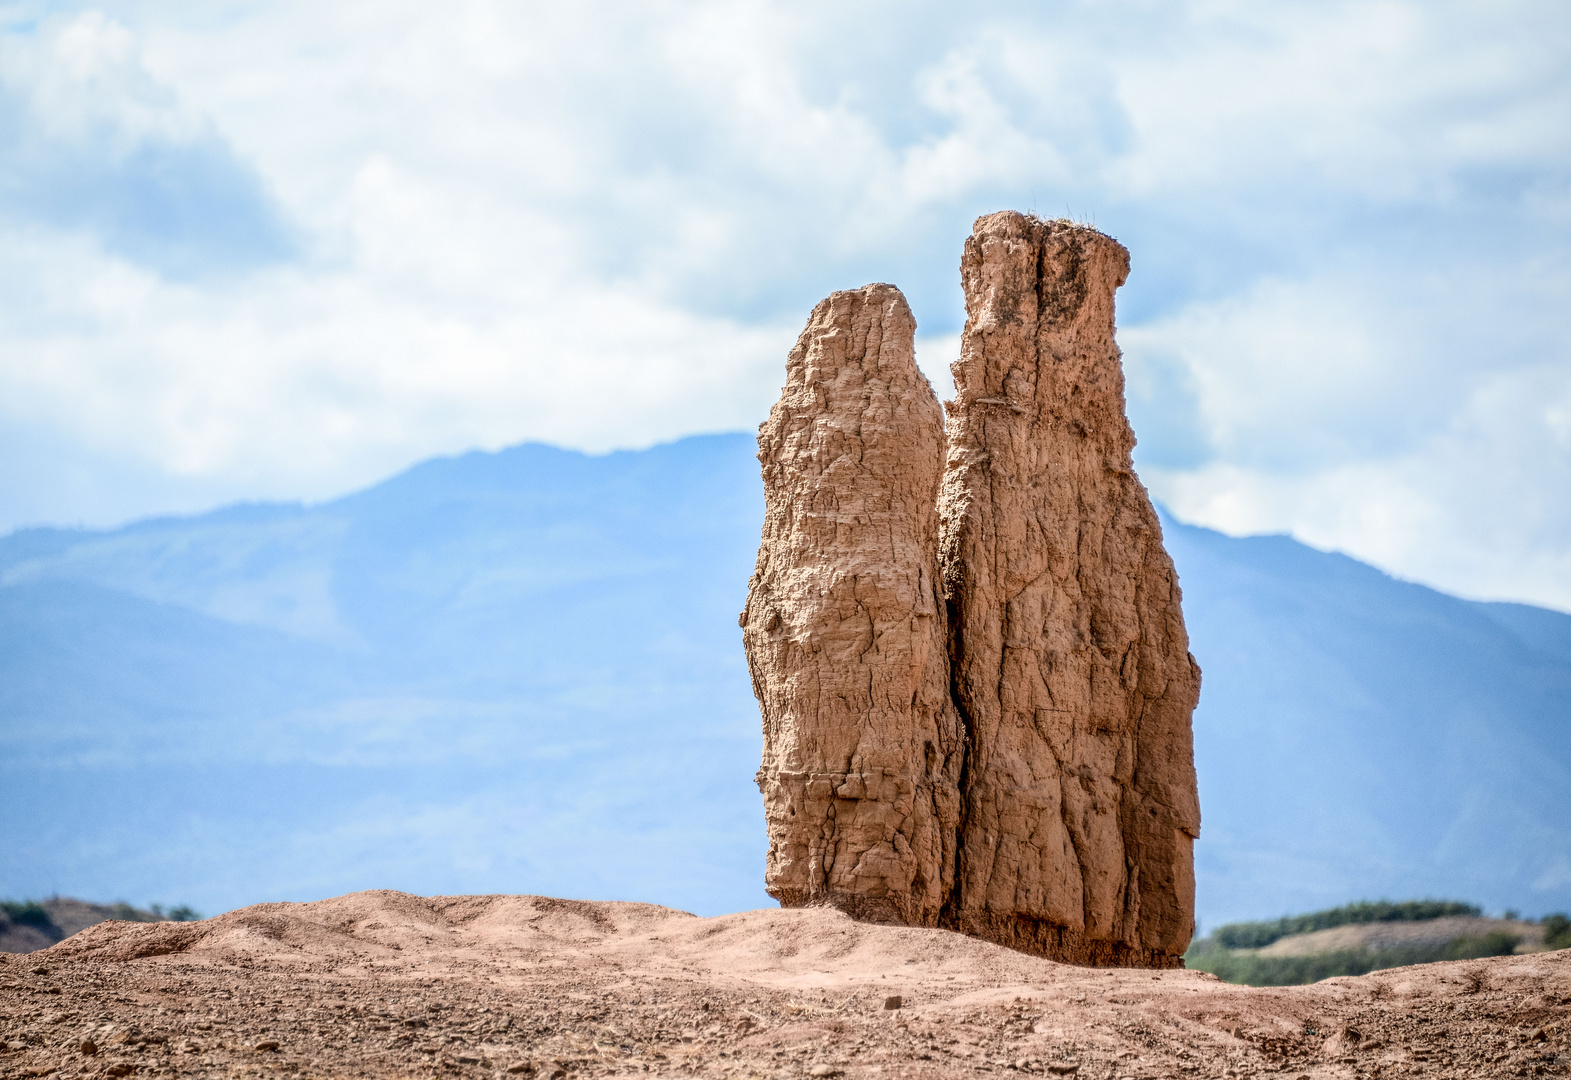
[2,890,1568,1079]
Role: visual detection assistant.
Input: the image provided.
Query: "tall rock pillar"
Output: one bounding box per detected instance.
[743,283,964,926]
[936,212,1201,966]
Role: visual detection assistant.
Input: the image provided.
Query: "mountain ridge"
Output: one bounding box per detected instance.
[2,432,1567,925]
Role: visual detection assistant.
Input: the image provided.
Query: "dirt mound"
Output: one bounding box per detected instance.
[3,890,1567,1078]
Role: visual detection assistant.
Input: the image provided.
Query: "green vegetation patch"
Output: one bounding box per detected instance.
[0,901,60,934]
[137,903,202,923]
[1183,897,1571,987]
[1186,931,1520,987]
[1209,900,1482,950]
[2,898,202,947]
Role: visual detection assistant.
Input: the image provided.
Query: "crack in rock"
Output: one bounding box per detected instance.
[744,214,1201,968]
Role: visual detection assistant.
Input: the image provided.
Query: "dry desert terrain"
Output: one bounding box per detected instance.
[2,890,1568,1079]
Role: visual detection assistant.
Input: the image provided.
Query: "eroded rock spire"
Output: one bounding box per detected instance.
[936,211,1200,966]
[745,216,1200,967]
[742,283,964,926]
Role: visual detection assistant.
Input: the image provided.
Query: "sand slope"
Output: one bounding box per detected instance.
[2,890,1568,1078]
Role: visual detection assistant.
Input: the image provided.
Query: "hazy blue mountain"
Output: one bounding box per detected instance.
[2,433,1567,927]
[1165,523,1571,926]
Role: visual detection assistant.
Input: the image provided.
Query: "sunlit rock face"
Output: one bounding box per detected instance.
[743,283,964,927]
[937,211,1200,967]
[745,216,1200,968]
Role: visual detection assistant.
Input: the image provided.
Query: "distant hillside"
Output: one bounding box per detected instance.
[1208,900,1487,950]
[1164,519,1571,923]
[1,433,1568,924]
[0,898,197,953]
[0,437,768,918]
[1185,900,1571,985]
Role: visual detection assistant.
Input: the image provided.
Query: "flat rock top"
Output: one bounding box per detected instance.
[3,890,1569,1078]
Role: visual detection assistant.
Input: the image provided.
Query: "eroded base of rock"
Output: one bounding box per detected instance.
[939,911,1187,969]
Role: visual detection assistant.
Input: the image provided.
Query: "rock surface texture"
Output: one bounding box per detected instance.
[742,283,964,927]
[937,211,1201,967]
[745,213,1201,968]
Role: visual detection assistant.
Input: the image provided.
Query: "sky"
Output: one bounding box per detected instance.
[1,0,1568,610]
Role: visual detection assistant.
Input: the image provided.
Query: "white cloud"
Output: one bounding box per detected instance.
[0,0,1567,610]
[1142,357,1571,608]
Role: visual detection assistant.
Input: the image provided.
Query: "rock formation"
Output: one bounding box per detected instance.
[742,283,965,926]
[937,211,1200,967]
[745,214,1200,968]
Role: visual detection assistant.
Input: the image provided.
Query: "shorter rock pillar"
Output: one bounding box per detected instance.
[743,283,964,926]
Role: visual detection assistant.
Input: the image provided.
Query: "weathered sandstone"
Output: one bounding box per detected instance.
[745,215,1200,968]
[742,283,964,925]
[936,212,1200,966]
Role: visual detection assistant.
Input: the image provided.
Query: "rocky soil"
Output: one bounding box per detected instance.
[2,891,1567,1079]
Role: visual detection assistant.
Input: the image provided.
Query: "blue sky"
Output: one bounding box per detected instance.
[1,0,1568,609]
